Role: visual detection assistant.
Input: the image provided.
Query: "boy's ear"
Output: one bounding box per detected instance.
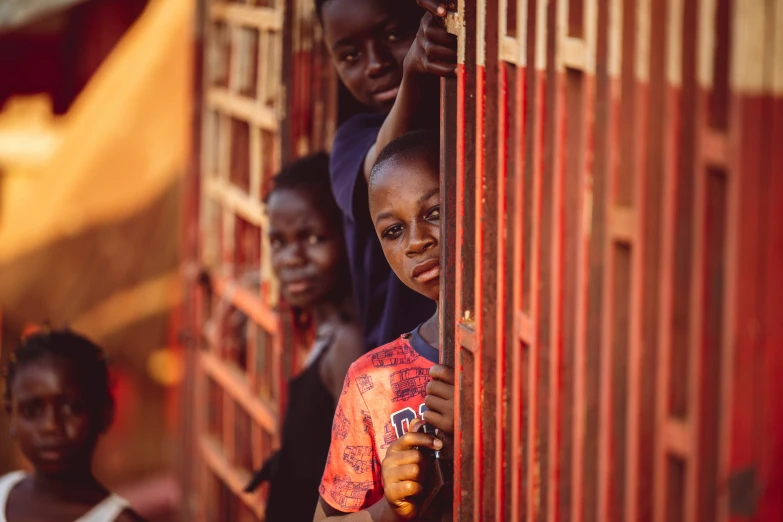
[5,400,16,437]
[99,402,115,433]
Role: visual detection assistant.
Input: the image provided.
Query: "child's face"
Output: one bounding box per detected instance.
[369,157,440,301]
[268,188,344,309]
[321,0,419,112]
[7,356,101,476]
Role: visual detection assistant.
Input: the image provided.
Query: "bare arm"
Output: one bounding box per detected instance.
[319,323,364,399]
[361,4,457,181]
[115,509,147,522]
[313,496,402,522]
[314,422,442,522]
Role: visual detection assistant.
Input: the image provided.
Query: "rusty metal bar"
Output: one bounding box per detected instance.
[199,435,265,518]
[210,274,278,335]
[200,350,277,433]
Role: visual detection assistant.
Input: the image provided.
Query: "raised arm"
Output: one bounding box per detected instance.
[361,2,457,181]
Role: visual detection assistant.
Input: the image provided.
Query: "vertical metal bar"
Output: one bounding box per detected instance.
[439,0,460,501]
[624,0,654,517]
[713,4,734,521]
[546,0,566,519]
[759,12,783,515]
[453,0,478,518]
[596,0,622,519]
[473,0,486,511]
[570,0,596,518]
[508,1,528,517]
[725,4,770,522]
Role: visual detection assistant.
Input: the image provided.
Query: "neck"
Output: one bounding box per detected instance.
[33,466,97,497]
[419,305,440,348]
[312,300,343,329]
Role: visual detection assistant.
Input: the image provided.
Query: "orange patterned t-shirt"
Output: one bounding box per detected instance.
[319,329,439,512]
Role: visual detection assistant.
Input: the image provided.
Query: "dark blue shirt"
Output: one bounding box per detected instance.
[330,113,436,351]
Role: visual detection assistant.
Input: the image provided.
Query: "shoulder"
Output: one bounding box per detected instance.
[347,335,412,376]
[0,470,26,482]
[331,114,385,174]
[0,471,27,492]
[331,322,364,358]
[333,113,385,143]
[320,323,364,397]
[114,508,146,522]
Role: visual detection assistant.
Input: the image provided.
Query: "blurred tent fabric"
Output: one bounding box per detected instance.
[0,0,89,33]
[0,0,193,517]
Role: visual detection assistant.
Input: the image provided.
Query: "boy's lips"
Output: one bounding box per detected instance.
[285,280,311,294]
[373,85,399,103]
[38,445,70,462]
[412,258,440,283]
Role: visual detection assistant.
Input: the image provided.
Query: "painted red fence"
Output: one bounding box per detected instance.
[183,0,334,519]
[187,0,782,519]
[441,0,783,521]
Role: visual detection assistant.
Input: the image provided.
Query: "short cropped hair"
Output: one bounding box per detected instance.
[369,130,440,188]
[4,328,113,420]
[265,152,342,229]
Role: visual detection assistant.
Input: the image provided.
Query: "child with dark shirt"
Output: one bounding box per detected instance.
[244,153,364,522]
[318,0,457,351]
[314,130,454,522]
[1,329,144,522]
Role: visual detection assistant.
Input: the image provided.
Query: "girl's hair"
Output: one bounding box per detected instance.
[265,152,342,230]
[4,328,114,416]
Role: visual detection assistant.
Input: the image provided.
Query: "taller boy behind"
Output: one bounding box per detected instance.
[318,0,457,350]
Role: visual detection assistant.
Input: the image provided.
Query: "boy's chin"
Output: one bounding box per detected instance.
[411,280,440,302]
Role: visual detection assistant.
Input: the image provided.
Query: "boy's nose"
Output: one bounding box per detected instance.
[365,41,392,78]
[280,243,307,267]
[39,405,61,433]
[406,225,436,256]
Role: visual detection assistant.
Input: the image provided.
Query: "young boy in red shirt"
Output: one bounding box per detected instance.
[314,130,453,522]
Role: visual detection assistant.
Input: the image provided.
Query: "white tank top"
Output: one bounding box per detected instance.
[0,471,131,522]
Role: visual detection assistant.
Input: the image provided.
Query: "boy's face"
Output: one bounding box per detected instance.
[321,0,419,112]
[369,157,440,301]
[267,188,344,309]
[7,356,102,477]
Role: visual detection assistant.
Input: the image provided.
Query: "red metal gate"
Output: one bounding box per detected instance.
[183,0,335,519]
[441,0,783,521]
[186,0,782,519]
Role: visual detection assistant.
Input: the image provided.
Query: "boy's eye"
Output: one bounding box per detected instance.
[387,31,400,43]
[269,237,283,250]
[427,206,441,220]
[341,50,360,63]
[307,234,321,246]
[59,399,86,417]
[20,402,42,419]
[382,224,404,240]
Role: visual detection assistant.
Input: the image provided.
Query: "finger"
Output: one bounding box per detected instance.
[423,42,458,63]
[386,462,426,484]
[429,364,456,384]
[417,0,448,16]
[390,431,444,451]
[422,25,457,47]
[425,379,454,399]
[387,480,426,501]
[383,449,427,466]
[424,394,452,415]
[422,410,453,433]
[420,58,458,77]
